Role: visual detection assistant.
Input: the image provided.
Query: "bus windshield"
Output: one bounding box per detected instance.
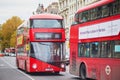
[30,42,65,62]
[30,19,63,28]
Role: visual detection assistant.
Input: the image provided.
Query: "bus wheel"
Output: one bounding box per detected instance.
[80,64,86,80]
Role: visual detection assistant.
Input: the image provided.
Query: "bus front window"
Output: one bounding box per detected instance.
[30,42,65,62]
[30,19,63,28]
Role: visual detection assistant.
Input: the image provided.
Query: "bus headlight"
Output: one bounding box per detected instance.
[32,64,37,69]
[61,63,65,68]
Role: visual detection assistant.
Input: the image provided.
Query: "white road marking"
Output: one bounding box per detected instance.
[1,58,35,80]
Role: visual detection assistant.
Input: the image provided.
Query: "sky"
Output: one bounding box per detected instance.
[0,0,58,24]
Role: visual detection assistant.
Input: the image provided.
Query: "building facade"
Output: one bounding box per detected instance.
[45,2,59,14]
[35,2,59,15]
[36,4,44,14]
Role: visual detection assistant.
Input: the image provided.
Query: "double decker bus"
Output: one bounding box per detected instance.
[16,13,66,73]
[70,0,120,80]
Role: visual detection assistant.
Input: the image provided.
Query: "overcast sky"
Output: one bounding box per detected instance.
[0,0,58,24]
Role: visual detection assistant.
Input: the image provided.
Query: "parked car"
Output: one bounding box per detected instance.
[0,53,4,57]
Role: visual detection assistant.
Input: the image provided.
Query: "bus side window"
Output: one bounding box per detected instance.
[113,40,120,58]
[94,7,101,19]
[90,42,100,57]
[101,5,109,17]
[101,41,112,58]
[93,8,98,20]
[30,43,35,57]
[109,3,114,16]
[87,10,91,21]
[84,43,90,57]
[91,9,96,20]
[79,13,83,23]
[81,11,88,22]
[74,14,79,24]
[78,44,85,57]
[112,0,120,15]
[118,0,120,13]
[30,20,33,28]
[78,43,90,57]
[91,9,95,20]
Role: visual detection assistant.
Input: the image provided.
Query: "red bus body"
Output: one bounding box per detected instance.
[70,0,120,80]
[16,13,66,73]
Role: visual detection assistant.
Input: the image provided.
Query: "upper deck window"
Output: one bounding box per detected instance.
[17,27,24,35]
[30,19,63,28]
[74,0,120,24]
[101,5,109,17]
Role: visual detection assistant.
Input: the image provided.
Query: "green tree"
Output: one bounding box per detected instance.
[10,31,16,47]
[1,16,23,51]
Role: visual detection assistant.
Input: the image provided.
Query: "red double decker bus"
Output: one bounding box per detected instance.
[16,13,66,73]
[70,0,120,80]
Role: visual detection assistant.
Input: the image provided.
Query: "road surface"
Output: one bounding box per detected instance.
[0,56,80,80]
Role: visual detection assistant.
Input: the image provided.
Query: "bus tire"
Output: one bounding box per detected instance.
[80,63,86,80]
